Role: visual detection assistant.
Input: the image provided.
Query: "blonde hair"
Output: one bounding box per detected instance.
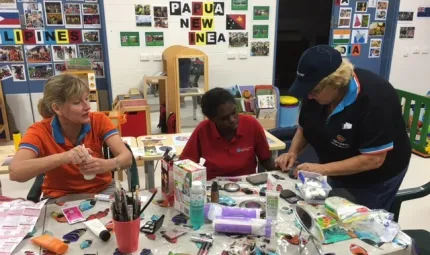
[313,58,354,93]
[37,74,89,119]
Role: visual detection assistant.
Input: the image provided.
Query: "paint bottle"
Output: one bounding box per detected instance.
[266,191,279,220]
[31,234,68,255]
[211,181,219,203]
[83,219,111,241]
[190,181,205,228]
[13,131,21,152]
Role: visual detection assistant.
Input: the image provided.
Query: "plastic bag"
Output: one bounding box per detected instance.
[324,196,370,223]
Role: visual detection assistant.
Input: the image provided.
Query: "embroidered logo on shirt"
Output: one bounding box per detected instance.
[336,135,346,143]
[331,135,350,148]
[237,147,252,153]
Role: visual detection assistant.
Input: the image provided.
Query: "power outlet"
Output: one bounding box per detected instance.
[227,52,236,59]
[153,53,163,61]
[239,52,248,59]
[412,47,420,54]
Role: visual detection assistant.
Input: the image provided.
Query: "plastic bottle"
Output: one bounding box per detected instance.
[210,181,219,203]
[190,181,205,228]
[13,131,21,152]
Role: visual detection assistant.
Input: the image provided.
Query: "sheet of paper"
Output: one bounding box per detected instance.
[172,135,190,147]
[0,199,46,254]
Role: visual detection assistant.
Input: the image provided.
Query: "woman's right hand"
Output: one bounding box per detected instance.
[275,152,298,171]
[62,145,90,165]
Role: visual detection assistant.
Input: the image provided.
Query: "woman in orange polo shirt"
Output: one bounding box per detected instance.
[9,74,132,199]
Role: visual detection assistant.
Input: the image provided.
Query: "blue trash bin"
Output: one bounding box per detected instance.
[279,96,300,128]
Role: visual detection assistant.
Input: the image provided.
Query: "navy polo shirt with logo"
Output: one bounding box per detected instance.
[180,114,271,180]
[299,68,411,186]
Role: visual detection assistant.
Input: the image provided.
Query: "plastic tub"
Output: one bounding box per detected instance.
[279,96,300,128]
[297,171,332,205]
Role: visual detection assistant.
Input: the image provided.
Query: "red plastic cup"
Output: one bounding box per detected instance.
[113,217,141,253]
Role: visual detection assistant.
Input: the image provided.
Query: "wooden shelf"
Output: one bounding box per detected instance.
[0,82,10,141]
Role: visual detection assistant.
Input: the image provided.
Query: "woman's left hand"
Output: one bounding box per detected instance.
[297,163,327,175]
[79,157,113,175]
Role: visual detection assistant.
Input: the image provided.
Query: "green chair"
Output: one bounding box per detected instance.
[26,143,139,203]
[389,182,430,254]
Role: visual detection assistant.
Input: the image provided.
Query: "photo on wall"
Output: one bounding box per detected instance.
[135,4,151,15]
[54,63,67,75]
[253,25,269,39]
[82,30,100,42]
[369,48,381,58]
[25,45,52,63]
[250,41,269,56]
[120,32,140,46]
[0,46,24,62]
[353,14,370,28]
[399,27,415,39]
[52,45,78,61]
[24,3,45,29]
[355,1,367,12]
[229,32,248,47]
[351,29,368,44]
[232,0,248,11]
[28,63,53,80]
[253,6,270,20]
[145,32,164,46]
[44,1,64,26]
[136,15,151,27]
[226,14,246,30]
[154,6,168,28]
[83,4,100,28]
[11,64,26,82]
[375,10,387,20]
[398,12,414,21]
[92,61,104,78]
[135,4,151,27]
[78,44,103,61]
[64,3,82,28]
[338,7,352,28]
[0,0,16,9]
[0,65,12,81]
[369,22,386,36]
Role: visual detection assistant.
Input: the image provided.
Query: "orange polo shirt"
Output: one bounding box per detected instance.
[19,112,119,198]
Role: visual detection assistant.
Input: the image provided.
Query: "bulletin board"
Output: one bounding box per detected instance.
[0,0,109,105]
[331,0,390,74]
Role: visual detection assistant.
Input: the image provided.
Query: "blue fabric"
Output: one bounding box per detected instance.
[50,115,91,145]
[327,76,359,122]
[327,166,408,211]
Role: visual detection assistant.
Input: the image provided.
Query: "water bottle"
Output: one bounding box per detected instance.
[190,181,205,228]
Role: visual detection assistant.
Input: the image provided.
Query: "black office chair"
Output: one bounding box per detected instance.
[389,182,430,254]
[26,143,139,203]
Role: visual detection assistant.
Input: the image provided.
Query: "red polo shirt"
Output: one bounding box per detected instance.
[180,114,271,180]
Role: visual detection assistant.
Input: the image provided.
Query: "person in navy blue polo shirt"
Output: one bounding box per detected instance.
[180,88,275,180]
[275,45,411,210]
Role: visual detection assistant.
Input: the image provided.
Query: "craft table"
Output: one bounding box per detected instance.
[179,88,205,120]
[136,131,286,190]
[12,171,412,255]
[0,144,14,174]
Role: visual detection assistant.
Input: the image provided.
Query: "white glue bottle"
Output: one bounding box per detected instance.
[82,145,95,180]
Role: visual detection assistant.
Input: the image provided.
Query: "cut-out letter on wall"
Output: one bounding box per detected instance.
[182,3,191,14]
[23,29,36,44]
[206,32,217,45]
[192,2,203,15]
[196,32,206,45]
[170,1,182,15]
[191,17,202,30]
[352,45,361,56]
[202,17,214,31]
[14,29,23,44]
[189,32,196,45]
[203,2,214,16]
[214,2,225,16]
[35,30,44,44]
[180,18,189,28]
[69,30,82,43]
[55,30,69,44]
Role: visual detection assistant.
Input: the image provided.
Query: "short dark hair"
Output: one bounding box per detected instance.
[201,87,235,119]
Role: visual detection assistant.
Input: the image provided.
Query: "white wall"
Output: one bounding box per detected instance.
[389,0,430,95]
[103,0,278,99]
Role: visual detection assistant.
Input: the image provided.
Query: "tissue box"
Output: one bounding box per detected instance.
[173,159,207,216]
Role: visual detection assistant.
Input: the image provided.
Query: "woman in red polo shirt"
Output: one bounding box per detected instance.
[9,74,132,199]
[180,87,275,180]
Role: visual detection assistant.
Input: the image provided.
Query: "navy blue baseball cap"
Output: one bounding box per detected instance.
[288,45,342,99]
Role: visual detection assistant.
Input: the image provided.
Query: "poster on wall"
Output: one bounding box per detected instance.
[135,4,151,27]
[229,32,248,47]
[11,64,26,82]
[52,45,77,61]
[0,65,12,81]
[25,45,52,63]
[226,14,246,30]
[64,3,82,28]
[54,63,66,75]
[417,7,430,17]
[145,32,164,46]
[351,29,368,44]
[28,63,53,80]
[120,32,140,46]
[231,0,248,11]
[398,12,414,21]
[253,25,268,39]
[92,61,104,78]
[369,22,385,36]
[250,41,269,56]
[82,30,99,42]
[399,27,415,39]
[44,1,64,26]
[83,4,100,28]
[376,1,388,20]
[24,3,45,29]
[0,46,24,62]
[353,14,370,28]
[253,6,269,20]
[78,44,102,61]
[355,2,367,12]
[0,0,16,9]
[154,6,168,28]
[0,10,21,28]
[338,7,352,28]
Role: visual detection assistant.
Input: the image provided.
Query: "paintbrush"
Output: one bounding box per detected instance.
[138,190,157,216]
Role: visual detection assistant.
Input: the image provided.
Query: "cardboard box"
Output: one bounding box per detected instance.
[173,159,207,216]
